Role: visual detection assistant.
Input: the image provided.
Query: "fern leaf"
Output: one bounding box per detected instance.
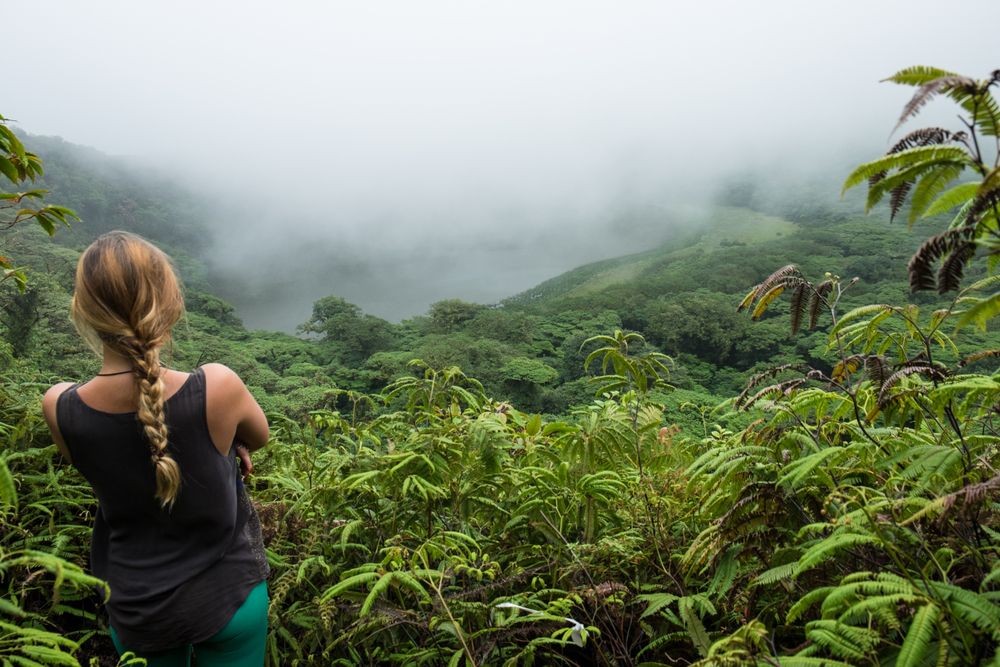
[360,571,395,616]
[896,603,940,667]
[867,161,949,212]
[767,658,854,667]
[750,562,797,588]
[936,584,1000,633]
[678,598,711,658]
[638,593,679,620]
[910,162,965,225]
[708,544,741,597]
[751,285,784,321]
[884,66,960,87]
[809,280,833,329]
[831,356,862,383]
[789,282,808,335]
[936,239,976,293]
[843,146,970,194]
[889,180,914,223]
[958,350,1000,369]
[955,291,1000,332]
[796,531,881,574]
[829,305,896,338]
[753,264,801,300]
[320,571,379,602]
[925,181,979,217]
[0,458,16,511]
[865,355,890,389]
[908,226,974,293]
[805,622,869,661]
[891,75,977,135]
[787,587,837,623]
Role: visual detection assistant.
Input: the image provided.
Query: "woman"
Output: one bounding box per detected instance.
[42,232,271,667]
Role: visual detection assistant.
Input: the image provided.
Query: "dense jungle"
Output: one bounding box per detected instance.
[2,66,1000,666]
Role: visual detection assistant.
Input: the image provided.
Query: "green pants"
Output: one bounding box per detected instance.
[111,581,268,667]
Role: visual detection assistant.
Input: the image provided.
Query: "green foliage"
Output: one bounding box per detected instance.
[0,115,79,291]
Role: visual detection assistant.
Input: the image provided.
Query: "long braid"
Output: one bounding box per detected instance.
[121,335,181,508]
[71,232,186,510]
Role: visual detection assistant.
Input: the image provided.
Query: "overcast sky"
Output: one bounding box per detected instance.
[7,1,999,329]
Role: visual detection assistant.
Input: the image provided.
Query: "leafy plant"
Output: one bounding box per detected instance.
[0,114,79,291]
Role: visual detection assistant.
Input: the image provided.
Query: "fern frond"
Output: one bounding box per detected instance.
[842,146,970,194]
[889,180,914,223]
[909,162,965,225]
[907,226,974,293]
[787,587,837,624]
[789,282,809,335]
[751,285,784,321]
[736,288,756,313]
[878,366,939,405]
[796,531,881,574]
[891,74,978,135]
[934,583,1000,634]
[753,264,801,300]
[829,305,896,338]
[735,364,807,409]
[865,355,890,389]
[955,291,1000,332]
[925,181,979,217]
[809,280,833,329]
[831,356,863,383]
[884,66,960,87]
[957,350,1000,369]
[936,238,976,293]
[896,604,940,667]
[805,619,875,661]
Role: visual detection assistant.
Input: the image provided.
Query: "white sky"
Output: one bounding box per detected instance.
[7,1,999,328]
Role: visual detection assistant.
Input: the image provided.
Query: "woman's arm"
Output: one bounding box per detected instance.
[202,363,269,457]
[41,383,76,463]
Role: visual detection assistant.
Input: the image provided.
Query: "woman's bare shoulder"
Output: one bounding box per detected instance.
[200,363,247,392]
[42,383,76,413]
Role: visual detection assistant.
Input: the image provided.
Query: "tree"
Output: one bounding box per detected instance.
[298,295,397,365]
[427,299,486,333]
[0,115,79,290]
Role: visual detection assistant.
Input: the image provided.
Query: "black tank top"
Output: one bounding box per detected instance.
[56,368,269,651]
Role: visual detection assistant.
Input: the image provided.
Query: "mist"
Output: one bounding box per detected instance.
[7,1,998,330]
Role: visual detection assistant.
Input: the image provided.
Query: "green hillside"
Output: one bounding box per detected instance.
[507,207,797,304]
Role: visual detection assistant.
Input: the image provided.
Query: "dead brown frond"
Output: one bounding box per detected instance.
[957,350,1000,369]
[735,365,808,409]
[892,76,978,135]
[935,474,1000,527]
[888,181,915,223]
[865,355,891,388]
[808,280,833,329]
[907,226,975,293]
[878,365,946,404]
[753,265,801,301]
[937,240,977,293]
[789,283,808,335]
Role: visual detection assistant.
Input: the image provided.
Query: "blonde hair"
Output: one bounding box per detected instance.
[71,232,185,508]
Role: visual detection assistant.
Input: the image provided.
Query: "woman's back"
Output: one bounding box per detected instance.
[41,231,271,661]
[55,367,269,651]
